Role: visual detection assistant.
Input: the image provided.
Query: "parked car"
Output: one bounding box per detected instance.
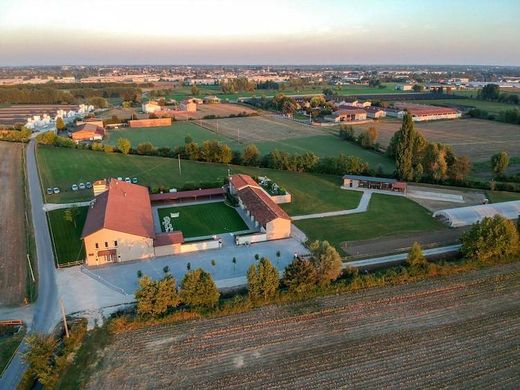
[131,177,138,184]
[86,182,92,189]
[53,187,60,194]
[79,182,86,190]
[71,184,78,191]
[125,177,131,183]
[47,188,53,195]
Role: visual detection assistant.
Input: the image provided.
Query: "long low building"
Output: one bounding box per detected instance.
[432,201,520,228]
[342,175,407,193]
[393,103,461,121]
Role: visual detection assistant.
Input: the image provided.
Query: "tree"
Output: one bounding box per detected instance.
[358,127,378,148]
[247,257,280,302]
[448,155,472,182]
[191,85,200,96]
[180,268,220,308]
[136,142,155,155]
[184,134,193,144]
[24,334,59,388]
[491,151,509,176]
[412,84,424,92]
[117,137,131,155]
[283,257,318,294]
[461,215,519,262]
[87,96,108,108]
[479,84,500,100]
[135,275,180,317]
[185,142,200,160]
[55,116,65,131]
[423,143,448,180]
[308,240,342,285]
[242,144,260,166]
[407,242,426,266]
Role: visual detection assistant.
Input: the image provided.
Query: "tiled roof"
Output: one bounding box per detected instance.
[238,186,290,227]
[154,231,184,247]
[150,188,225,202]
[81,179,155,239]
[229,174,260,191]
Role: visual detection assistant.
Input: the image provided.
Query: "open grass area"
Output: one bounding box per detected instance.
[37,146,362,214]
[157,202,248,237]
[401,98,519,116]
[295,194,446,252]
[106,122,241,149]
[47,207,88,265]
[485,191,520,203]
[0,326,25,374]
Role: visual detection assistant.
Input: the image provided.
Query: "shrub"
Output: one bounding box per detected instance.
[283,257,318,294]
[247,257,280,302]
[180,268,220,308]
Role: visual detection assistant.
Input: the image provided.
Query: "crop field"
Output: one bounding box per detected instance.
[295,194,446,253]
[106,121,241,149]
[156,202,248,237]
[0,142,27,305]
[86,263,520,389]
[47,207,88,265]
[37,146,362,215]
[0,104,78,125]
[173,103,258,121]
[354,118,520,162]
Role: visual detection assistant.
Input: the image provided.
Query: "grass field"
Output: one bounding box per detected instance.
[0,327,25,373]
[37,146,362,214]
[486,191,520,203]
[47,207,88,265]
[401,98,519,115]
[84,263,520,389]
[106,122,241,149]
[353,118,520,163]
[157,202,248,237]
[295,194,446,252]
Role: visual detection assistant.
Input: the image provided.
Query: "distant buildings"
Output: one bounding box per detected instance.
[203,95,221,104]
[70,123,105,143]
[180,99,198,112]
[141,101,162,113]
[393,103,461,121]
[326,108,367,123]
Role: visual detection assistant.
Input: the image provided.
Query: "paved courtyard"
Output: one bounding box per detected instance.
[56,234,308,320]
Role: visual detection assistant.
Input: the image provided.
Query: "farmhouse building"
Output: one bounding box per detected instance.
[70,123,105,143]
[142,101,162,113]
[365,106,386,119]
[82,179,156,266]
[327,108,367,122]
[180,99,197,112]
[342,175,407,193]
[229,174,291,240]
[203,95,221,104]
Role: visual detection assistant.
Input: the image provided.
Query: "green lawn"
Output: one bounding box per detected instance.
[106,122,241,150]
[157,202,248,238]
[0,327,25,373]
[37,146,362,214]
[295,194,446,253]
[403,98,519,116]
[256,135,395,173]
[485,191,520,203]
[47,207,88,265]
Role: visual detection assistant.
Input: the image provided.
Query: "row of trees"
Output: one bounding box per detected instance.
[388,113,472,182]
[478,84,519,104]
[339,125,379,150]
[221,77,257,93]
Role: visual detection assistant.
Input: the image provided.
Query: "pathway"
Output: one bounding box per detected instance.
[292,191,372,221]
[43,201,91,212]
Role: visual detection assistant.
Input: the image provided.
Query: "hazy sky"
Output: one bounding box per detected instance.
[0,0,519,66]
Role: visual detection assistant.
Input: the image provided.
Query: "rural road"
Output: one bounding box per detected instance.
[0,140,60,390]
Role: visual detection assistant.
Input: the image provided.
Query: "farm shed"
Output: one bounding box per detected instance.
[327,108,367,123]
[342,175,407,193]
[150,188,225,204]
[432,201,520,227]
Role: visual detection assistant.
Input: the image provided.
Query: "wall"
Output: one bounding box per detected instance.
[84,229,155,266]
[128,118,172,128]
[235,233,267,245]
[270,193,292,204]
[154,243,182,257]
[179,239,220,253]
[266,218,292,240]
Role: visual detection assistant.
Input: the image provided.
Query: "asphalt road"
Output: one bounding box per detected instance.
[0,140,59,389]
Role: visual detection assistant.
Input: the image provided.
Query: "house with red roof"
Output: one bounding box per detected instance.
[70,123,105,143]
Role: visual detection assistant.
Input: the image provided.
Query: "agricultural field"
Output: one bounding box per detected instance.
[400,98,519,116]
[0,104,78,125]
[0,142,27,305]
[85,263,520,389]
[47,207,88,265]
[37,146,362,215]
[353,118,520,163]
[157,202,248,237]
[105,121,241,149]
[295,194,446,253]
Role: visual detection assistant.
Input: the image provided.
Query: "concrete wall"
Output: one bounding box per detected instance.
[154,243,182,257]
[270,193,292,204]
[179,239,220,254]
[266,218,292,240]
[236,233,267,245]
[84,229,155,266]
[128,118,172,128]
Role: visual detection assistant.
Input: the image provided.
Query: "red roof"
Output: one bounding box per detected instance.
[150,188,225,202]
[71,123,105,140]
[154,231,184,247]
[81,179,155,239]
[238,186,290,227]
[334,108,367,116]
[229,174,260,191]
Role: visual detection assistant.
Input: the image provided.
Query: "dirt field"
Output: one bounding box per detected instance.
[354,118,520,162]
[0,142,27,305]
[87,263,520,389]
[197,115,324,143]
[0,104,78,125]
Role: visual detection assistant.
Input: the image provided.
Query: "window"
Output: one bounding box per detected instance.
[105,242,108,248]
[114,240,118,247]
[95,243,99,249]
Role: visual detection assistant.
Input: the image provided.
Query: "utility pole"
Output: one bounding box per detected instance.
[60,299,69,338]
[26,254,35,283]
[178,154,182,175]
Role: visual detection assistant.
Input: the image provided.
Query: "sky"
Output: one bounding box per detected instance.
[0,0,519,66]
